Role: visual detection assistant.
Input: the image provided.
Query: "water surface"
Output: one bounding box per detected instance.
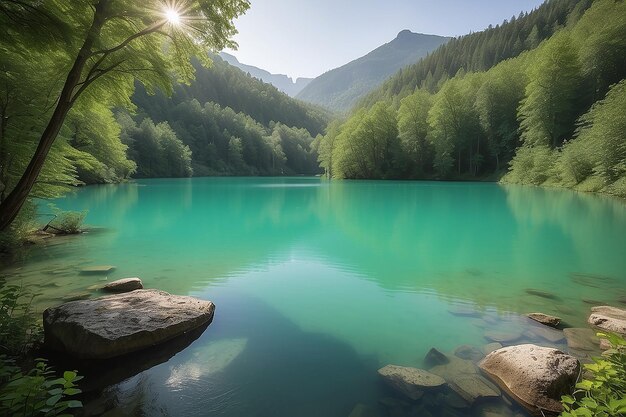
[3,178,626,417]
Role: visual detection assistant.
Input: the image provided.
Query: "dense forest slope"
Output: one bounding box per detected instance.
[316,0,626,197]
[359,0,593,108]
[296,31,449,112]
[219,52,312,97]
[128,56,331,177]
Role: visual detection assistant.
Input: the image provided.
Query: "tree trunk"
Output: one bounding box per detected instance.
[0,2,108,232]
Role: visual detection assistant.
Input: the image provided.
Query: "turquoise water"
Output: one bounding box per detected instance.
[3,178,626,416]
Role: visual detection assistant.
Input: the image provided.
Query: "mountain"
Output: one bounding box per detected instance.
[219,52,313,97]
[296,31,450,112]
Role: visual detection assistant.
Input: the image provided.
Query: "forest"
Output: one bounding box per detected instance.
[316,0,626,198]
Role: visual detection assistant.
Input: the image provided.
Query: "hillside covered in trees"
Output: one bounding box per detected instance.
[127,56,331,176]
[316,0,626,197]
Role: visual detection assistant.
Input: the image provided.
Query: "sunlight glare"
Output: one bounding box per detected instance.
[165,7,181,25]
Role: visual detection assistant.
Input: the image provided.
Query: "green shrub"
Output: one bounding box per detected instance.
[46,208,87,235]
[560,333,626,417]
[0,356,82,417]
[0,201,38,254]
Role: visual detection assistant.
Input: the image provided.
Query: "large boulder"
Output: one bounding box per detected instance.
[102,278,143,293]
[44,289,215,359]
[479,344,579,414]
[377,365,445,400]
[588,306,626,336]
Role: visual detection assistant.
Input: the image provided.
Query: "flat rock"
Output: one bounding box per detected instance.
[81,265,116,275]
[563,328,600,352]
[526,313,561,328]
[102,278,143,293]
[588,306,626,336]
[454,345,484,362]
[61,292,91,302]
[43,289,215,359]
[479,344,580,414]
[378,365,445,400]
[448,306,481,317]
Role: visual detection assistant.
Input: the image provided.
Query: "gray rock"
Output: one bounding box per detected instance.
[563,328,600,352]
[454,345,484,362]
[479,344,580,414]
[102,278,143,293]
[526,312,561,328]
[588,306,626,336]
[424,347,449,368]
[377,365,446,400]
[44,289,215,359]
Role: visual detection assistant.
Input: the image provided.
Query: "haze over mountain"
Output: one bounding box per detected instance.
[219,52,313,97]
[296,31,450,112]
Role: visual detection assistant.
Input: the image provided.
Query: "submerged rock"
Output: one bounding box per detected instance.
[483,343,502,355]
[430,356,500,404]
[588,306,626,336]
[80,265,116,274]
[348,404,380,417]
[563,328,600,352]
[424,348,449,368]
[526,326,565,344]
[102,278,143,293]
[454,345,484,362]
[526,313,561,328]
[44,289,215,359]
[377,365,445,400]
[525,289,560,300]
[479,344,579,414]
[484,330,522,344]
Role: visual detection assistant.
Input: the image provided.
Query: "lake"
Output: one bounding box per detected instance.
[3,177,626,417]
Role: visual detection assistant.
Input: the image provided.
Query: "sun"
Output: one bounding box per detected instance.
[164,7,181,25]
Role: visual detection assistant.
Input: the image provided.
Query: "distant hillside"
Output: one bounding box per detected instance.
[220,52,313,97]
[127,55,331,176]
[360,0,594,108]
[296,31,450,112]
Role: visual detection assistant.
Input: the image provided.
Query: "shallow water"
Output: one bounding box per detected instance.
[3,178,626,417]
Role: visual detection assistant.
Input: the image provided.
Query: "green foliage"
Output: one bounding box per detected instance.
[332,102,400,179]
[0,357,83,417]
[0,201,37,254]
[361,0,592,107]
[0,279,41,357]
[46,207,87,235]
[398,89,433,176]
[560,333,626,417]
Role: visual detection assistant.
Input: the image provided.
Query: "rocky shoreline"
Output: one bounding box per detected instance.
[350,305,626,417]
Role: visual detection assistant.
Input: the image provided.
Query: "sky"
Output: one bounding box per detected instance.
[224,0,546,80]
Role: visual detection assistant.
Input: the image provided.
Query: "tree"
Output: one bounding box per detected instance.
[398,89,433,176]
[518,32,582,149]
[0,0,250,231]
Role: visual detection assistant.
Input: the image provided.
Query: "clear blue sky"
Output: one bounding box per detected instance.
[224,0,546,79]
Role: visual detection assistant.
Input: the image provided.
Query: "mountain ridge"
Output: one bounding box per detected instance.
[219,52,313,97]
[296,30,451,112]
